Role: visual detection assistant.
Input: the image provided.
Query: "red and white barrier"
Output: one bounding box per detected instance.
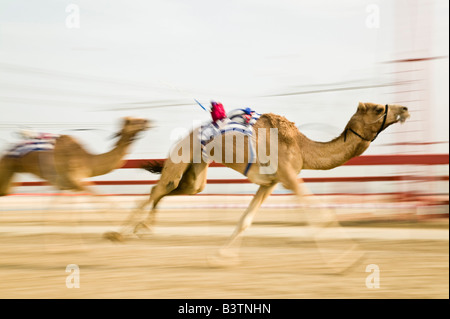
[3,153,448,221]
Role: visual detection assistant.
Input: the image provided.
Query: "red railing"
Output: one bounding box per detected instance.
[120,154,450,169]
[13,154,449,187]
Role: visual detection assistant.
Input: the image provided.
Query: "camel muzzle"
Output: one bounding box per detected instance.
[397,108,410,123]
[145,119,155,130]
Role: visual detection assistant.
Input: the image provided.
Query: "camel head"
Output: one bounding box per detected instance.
[115,117,152,142]
[345,102,410,142]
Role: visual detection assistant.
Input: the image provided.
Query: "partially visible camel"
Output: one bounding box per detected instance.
[108,102,410,269]
[0,117,151,196]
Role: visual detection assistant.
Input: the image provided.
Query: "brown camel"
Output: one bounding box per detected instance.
[0,117,151,196]
[107,102,409,268]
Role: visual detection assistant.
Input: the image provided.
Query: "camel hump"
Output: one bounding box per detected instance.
[53,135,91,175]
[258,113,299,145]
[54,135,89,155]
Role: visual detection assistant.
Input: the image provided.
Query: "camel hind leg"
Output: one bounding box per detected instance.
[135,129,205,223]
[133,161,209,234]
[107,159,207,240]
[165,162,209,195]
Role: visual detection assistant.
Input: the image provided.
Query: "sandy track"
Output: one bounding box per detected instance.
[0,196,448,298]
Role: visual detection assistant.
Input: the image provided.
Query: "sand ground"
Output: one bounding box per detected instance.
[0,195,448,299]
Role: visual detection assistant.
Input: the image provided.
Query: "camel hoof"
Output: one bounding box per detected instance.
[206,249,241,268]
[133,222,152,238]
[103,231,125,242]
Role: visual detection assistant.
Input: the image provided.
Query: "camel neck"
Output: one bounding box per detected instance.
[299,130,370,170]
[90,133,133,176]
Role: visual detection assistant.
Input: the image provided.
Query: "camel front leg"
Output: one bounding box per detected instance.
[279,170,365,273]
[59,177,114,214]
[208,183,277,266]
[224,183,277,251]
[0,158,15,196]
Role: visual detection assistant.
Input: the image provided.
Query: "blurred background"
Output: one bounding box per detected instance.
[0,0,448,201]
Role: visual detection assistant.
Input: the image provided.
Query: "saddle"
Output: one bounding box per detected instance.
[199,108,260,175]
[4,132,59,158]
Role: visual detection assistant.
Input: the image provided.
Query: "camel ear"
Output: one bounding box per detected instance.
[122,117,132,126]
[357,102,367,112]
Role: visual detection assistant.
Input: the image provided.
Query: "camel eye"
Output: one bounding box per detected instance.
[375,108,383,114]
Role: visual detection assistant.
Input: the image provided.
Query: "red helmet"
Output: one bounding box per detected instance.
[210,101,226,122]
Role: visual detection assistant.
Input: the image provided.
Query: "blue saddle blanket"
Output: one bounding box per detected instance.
[5,137,58,158]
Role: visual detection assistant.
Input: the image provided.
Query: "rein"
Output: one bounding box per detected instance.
[344,104,389,143]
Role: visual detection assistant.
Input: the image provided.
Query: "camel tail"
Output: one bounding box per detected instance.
[141,160,165,174]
